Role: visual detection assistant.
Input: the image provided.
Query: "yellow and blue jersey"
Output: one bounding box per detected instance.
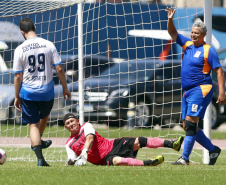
[176,34,221,91]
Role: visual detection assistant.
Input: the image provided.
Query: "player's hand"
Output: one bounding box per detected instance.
[14,98,22,112]
[216,94,226,105]
[63,89,71,101]
[165,7,176,19]
[74,155,87,166]
[65,158,75,166]
[74,149,88,166]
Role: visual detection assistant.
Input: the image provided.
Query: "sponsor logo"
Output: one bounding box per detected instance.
[192,104,198,112]
[194,51,201,58]
[210,153,219,159]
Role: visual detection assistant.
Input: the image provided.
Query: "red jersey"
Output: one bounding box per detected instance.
[66,122,114,165]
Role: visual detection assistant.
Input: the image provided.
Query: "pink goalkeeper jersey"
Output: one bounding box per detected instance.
[66,122,114,165]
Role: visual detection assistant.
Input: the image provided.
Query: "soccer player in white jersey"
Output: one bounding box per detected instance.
[63,113,184,166]
[13,18,71,166]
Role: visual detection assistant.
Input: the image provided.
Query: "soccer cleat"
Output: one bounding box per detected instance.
[209,146,221,165]
[37,159,50,167]
[172,136,184,152]
[31,140,52,151]
[144,155,164,166]
[172,156,189,165]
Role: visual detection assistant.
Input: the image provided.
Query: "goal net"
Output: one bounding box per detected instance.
[0,0,208,164]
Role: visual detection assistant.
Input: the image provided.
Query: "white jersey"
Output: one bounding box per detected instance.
[13,37,61,101]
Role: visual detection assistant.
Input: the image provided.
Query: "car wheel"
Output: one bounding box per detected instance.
[8,103,21,125]
[135,100,151,127]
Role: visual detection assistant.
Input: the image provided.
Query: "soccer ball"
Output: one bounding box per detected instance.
[0,148,7,165]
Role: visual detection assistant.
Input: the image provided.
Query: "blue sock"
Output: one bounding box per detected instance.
[196,129,215,152]
[182,135,196,161]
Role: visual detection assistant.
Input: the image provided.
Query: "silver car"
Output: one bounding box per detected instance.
[0,69,72,125]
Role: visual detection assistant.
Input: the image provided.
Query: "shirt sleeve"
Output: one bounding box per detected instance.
[208,47,221,69]
[83,122,96,137]
[176,33,192,47]
[66,145,77,160]
[13,47,23,73]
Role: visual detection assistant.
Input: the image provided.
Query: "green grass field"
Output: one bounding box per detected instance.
[1,149,226,185]
[1,124,226,185]
[1,124,226,139]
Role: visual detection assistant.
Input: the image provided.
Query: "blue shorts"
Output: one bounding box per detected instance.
[182,85,213,120]
[21,98,54,124]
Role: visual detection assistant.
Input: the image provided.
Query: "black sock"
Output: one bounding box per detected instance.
[163,140,173,148]
[143,159,151,166]
[33,145,44,160]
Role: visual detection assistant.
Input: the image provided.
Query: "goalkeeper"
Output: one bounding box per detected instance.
[166,7,226,165]
[64,113,184,166]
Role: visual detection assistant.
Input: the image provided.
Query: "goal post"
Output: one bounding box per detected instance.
[203,0,212,165]
[0,0,213,164]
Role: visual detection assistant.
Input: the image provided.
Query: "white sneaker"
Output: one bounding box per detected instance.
[172,157,189,165]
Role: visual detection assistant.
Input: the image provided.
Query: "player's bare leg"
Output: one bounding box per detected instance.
[37,115,52,149]
[30,122,41,147]
[30,122,49,166]
[112,156,164,166]
[40,115,49,136]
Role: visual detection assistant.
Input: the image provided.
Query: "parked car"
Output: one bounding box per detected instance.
[61,55,124,81]
[0,69,72,125]
[69,59,183,127]
[68,59,226,129]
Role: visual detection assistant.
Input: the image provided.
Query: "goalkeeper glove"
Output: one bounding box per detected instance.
[74,149,88,166]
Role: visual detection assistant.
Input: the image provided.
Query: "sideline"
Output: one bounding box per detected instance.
[1,137,226,149]
[1,123,226,148]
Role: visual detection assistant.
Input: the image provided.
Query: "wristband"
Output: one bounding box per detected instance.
[81,148,88,155]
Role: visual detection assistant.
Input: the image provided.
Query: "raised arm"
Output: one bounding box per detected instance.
[166,7,178,42]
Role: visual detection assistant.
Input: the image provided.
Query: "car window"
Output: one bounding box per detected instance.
[62,56,115,81]
[84,62,115,78]
[155,63,181,80]
[155,66,172,80]
[173,64,181,78]
[100,61,155,81]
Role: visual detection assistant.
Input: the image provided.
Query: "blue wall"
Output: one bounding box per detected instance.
[1,4,226,61]
[27,3,168,60]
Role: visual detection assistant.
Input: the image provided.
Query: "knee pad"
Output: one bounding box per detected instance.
[138,137,147,148]
[185,120,197,136]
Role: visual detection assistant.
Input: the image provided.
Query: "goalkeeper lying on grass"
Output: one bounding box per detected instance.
[63,113,184,166]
